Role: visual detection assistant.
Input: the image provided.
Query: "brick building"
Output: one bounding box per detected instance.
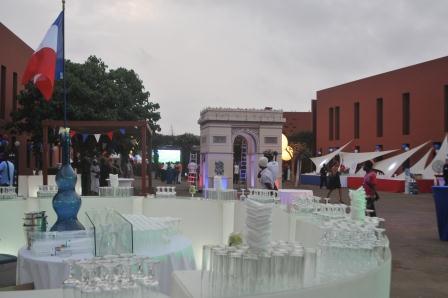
[282,111,312,137]
[0,23,34,174]
[313,56,448,161]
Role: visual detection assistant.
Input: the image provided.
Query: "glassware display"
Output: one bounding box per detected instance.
[122,214,181,253]
[29,229,94,257]
[246,189,279,203]
[0,186,18,199]
[85,209,133,257]
[37,185,58,198]
[201,241,307,297]
[62,254,162,298]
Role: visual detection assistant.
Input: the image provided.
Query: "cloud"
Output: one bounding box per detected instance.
[2,0,448,134]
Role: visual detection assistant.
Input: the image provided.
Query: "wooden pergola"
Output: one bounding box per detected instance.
[41,119,152,195]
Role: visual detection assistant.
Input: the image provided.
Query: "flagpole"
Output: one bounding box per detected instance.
[62,0,69,165]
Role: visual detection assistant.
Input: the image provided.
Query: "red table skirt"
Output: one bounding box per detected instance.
[347,177,434,193]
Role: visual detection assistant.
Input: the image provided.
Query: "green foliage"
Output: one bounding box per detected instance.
[8,56,160,144]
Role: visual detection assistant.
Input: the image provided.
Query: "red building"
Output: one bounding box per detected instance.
[0,22,34,174]
[313,56,448,159]
[282,111,312,137]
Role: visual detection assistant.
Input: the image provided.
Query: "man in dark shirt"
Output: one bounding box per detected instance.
[320,163,328,189]
[443,158,448,186]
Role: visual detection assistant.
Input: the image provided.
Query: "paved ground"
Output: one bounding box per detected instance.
[156,179,448,298]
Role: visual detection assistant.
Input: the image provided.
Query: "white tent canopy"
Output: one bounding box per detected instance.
[340,150,397,175]
[373,142,429,177]
[396,149,432,179]
[422,135,448,179]
[310,141,351,173]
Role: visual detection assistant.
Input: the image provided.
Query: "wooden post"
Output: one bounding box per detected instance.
[147,128,153,194]
[42,124,49,185]
[141,125,147,195]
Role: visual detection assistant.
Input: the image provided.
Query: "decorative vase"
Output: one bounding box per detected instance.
[50,132,84,231]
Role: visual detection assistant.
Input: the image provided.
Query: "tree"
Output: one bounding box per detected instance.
[286,131,314,185]
[7,56,160,146]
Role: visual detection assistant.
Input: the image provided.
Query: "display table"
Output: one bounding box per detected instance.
[106,178,134,187]
[17,235,196,294]
[18,175,82,198]
[278,189,313,205]
[432,186,448,241]
[0,288,170,298]
[171,253,391,298]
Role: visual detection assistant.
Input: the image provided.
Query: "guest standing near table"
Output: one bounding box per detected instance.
[0,154,14,186]
[90,158,100,195]
[258,157,276,190]
[320,163,328,189]
[326,161,342,202]
[233,162,240,185]
[362,160,377,217]
[443,157,448,186]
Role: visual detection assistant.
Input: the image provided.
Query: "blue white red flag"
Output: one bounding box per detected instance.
[21,12,64,101]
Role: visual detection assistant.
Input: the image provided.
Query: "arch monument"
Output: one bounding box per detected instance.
[198,108,285,190]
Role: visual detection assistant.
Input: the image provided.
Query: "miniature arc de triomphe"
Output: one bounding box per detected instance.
[198,108,285,190]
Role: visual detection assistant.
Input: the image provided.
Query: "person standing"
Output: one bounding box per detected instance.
[0,154,15,186]
[319,163,328,189]
[326,160,342,202]
[233,162,240,185]
[99,157,111,187]
[443,157,448,186]
[362,160,378,217]
[258,157,276,190]
[90,158,100,195]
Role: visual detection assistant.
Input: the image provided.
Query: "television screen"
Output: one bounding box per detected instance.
[157,149,181,163]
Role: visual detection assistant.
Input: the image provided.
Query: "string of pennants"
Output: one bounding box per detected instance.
[57,127,132,143]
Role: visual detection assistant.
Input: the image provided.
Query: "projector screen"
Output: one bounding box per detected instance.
[157,149,181,163]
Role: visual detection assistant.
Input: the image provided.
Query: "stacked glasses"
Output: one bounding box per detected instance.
[201,241,307,297]
[318,219,388,281]
[62,254,162,298]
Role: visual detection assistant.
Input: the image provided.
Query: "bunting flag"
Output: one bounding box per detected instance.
[81,133,89,143]
[119,128,126,135]
[94,134,101,142]
[106,131,114,141]
[69,130,76,138]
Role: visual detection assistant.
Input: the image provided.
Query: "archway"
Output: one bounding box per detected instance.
[232,131,257,189]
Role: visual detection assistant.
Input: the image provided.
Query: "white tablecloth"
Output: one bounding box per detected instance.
[17,235,196,294]
[278,189,313,205]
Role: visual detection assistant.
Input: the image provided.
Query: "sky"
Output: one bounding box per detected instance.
[1,0,448,135]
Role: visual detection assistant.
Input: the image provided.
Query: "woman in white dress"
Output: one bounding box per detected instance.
[90,159,100,194]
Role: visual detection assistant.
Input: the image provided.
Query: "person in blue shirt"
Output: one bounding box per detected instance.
[0,153,15,186]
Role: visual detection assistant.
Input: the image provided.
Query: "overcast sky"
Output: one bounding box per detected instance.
[2,0,448,135]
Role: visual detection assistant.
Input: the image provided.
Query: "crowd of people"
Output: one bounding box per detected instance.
[79,154,134,195]
[155,162,183,184]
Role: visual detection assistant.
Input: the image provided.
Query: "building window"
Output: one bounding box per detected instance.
[402,93,410,135]
[445,85,448,132]
[264,137,278,144]
[354,102,360,139]
[12,72,18,112]
[212,136,226,144]
[376,98,383,137]
[0,65,6,119]
[335,107,340,140]
[329,107,334,140]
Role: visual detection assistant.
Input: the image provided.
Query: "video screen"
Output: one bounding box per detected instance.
[157,149,181,163]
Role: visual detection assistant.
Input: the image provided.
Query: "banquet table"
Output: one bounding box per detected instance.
[0,288,170,298]
[278,189,313,205]
[17,235,196,294]
[170,211,391,298]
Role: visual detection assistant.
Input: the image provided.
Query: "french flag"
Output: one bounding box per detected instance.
[22,12,64,101]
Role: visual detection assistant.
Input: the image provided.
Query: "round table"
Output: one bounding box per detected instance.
[17,235,196,294]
